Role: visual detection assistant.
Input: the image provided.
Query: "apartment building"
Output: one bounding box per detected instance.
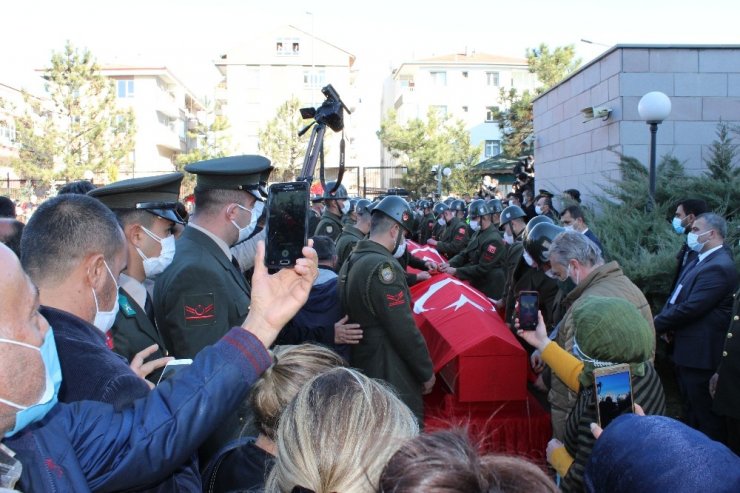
[380,52,539,168]
[99,66,205,178]
[215,25,355,158]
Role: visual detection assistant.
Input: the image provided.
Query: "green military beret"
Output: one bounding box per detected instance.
[184,155,273,200]
[88,172,185,224]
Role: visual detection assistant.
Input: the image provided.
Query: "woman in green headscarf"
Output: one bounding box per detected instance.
[518,295,666,493]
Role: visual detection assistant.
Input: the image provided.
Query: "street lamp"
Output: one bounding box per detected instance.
[432,165,451,198]
[638,91,671,212]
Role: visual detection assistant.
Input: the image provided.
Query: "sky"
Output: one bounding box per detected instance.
[3,0,739,125]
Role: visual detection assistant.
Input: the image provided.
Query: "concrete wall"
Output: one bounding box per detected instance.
[533,46,740,205]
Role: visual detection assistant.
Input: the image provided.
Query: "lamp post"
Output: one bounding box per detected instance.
[433,165,451,198]
[638,91,671,212]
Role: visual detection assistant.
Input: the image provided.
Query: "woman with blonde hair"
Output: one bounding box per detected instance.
[265,367,419,493]
[203,343,346,492]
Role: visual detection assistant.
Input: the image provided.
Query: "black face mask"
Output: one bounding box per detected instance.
[558,278,577,295]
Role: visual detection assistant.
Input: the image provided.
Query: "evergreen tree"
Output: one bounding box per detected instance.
[703,121,740,181]
[2,41,135,185]
[526,43,582,90]
[257,97,309,182]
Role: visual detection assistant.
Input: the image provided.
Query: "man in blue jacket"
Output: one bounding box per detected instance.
[0,238,317,492]
[655,212,738,442]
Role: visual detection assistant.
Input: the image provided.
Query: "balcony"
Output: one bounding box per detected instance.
[156,92,180,119]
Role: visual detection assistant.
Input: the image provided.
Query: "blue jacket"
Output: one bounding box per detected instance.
[3,328,271,492]
[654,247,738,370]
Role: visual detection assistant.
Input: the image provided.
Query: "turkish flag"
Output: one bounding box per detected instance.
[406,240,445,274]
[409,273,527,402]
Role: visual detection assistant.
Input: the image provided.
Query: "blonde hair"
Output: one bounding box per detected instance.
[250,344,345,440]
[265,367,419,493]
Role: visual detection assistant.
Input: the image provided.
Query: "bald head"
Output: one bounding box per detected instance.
[20,194,125,287]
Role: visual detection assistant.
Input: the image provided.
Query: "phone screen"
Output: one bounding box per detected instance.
[517,291,539,330]
[594,365,634,429]
[265,181,309,268]
[157,359,193,385]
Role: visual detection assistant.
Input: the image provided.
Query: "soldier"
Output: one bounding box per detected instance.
[88,173,185,384]
[430,202,448,241]
[439,200,507,299]
[335,198,372,271]
[487,198,504,227]
[427,200,469,259]
[308,194,324,237]
[339,196,435,424]
[314,181,349,241]
[417,200,436,244]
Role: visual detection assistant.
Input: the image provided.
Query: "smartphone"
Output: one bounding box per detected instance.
[157,359,193,385]
[593,363,634,429]
[264,181,310,268]
[517,290,539,330]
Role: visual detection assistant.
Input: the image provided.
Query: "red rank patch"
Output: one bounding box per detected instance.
[487,244,497,254]
[386,291,405,307]
[185,304,214,320]
[454,235,463,241]
[482,254,493,261]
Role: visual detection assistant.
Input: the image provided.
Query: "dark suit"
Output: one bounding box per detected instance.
[154,226,250,359]
[583,229,604,254]
[655,246,738,440]
[112,286,168,384]
[714,288,740,454]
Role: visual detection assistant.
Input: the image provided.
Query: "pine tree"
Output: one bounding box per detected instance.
[257,97,310,182]
[703,121,739,181]
[2,41,135,185]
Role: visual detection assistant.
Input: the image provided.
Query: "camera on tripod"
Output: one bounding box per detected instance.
[299,84,351,134]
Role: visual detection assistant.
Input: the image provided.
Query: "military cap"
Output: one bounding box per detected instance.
[184,155,273,201]
[538,189,555,198]
[88,172,185,224]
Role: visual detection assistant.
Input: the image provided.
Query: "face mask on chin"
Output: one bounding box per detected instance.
[0,328,63,437]
[92,260,120,333]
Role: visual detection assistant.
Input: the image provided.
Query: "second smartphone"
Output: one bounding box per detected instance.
[264,181,310,268]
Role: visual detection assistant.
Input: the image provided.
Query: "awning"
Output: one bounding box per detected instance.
[474,154,518,183]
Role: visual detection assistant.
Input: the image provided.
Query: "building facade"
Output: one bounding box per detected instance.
[533,45,740,204]
[380,52,539,170]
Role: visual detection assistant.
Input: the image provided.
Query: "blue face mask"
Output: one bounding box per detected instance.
[686,230,710,253]
[0,328,62,437]
[672,217,686,234]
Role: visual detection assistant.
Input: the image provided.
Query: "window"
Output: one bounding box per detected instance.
[0,121,16,144]
[431,105,447,119]
[484,140,501,158]
[486,71,500,87]
[485,106,499,122]
[276,37,300,56]
[430,71,447,86]
[303,70,326,89]
[117,79,134,98]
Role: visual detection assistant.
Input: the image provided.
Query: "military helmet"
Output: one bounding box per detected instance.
[443,197,455,206]
[322,181,348,200]
[348,198,360,213]
[355,198,372,215]
[523,215,554,241]
[467,199,492,218]
[372,195,414,233]
[420,199,432,210]
[486,199,504,214]
[500,205,527,226]
[433,202,449,216]
[450,199,466,212]
[525,223,565,264]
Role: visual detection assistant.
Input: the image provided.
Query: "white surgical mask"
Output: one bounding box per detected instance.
[522,250,537,268]
[92,260,120,333]
[232,201,263,245]
[341,200,351,215]
[503,232,514,245]
[469,220,480,231]
[563,225,575,232]
[544,269,559,279]
[393,231,407,258]
[437,217,446,226]
[136,226,176,278]
[686,230,710,253]
[535,205,543,215]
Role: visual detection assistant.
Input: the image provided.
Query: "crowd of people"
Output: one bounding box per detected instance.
[1,153,739,492]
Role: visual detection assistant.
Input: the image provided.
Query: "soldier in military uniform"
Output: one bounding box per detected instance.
[487,198,504,228]
[88,173,185,384]
[430,202,448,241]
[427,201,469,259]
[417,200,436,244]
[314,181,349,241]
[439,200,507,299]
[308,194,323,237]
[711,287,740,455]
[335,198,371,271]
[339,196,435,424]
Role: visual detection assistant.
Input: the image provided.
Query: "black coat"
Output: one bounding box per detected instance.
[714,288,740,420]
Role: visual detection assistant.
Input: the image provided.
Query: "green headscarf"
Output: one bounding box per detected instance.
[571,296,654,388]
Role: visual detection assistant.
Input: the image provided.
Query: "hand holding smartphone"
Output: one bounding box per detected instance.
[264,181,310,268]
[157,359,193,385]
[516,291,539,331]
[593,363,634,429]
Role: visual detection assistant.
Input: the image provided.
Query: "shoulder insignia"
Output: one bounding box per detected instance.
[326,225,333,234]
[386,290,406,307]
[487,244,497,255]
[184,293,216,327]
[118,293,137,318]
[458,227,466,234]
[379,263,396,284]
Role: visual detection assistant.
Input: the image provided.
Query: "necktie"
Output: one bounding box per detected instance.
[144,293,155,326]
[231,256,241,272]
